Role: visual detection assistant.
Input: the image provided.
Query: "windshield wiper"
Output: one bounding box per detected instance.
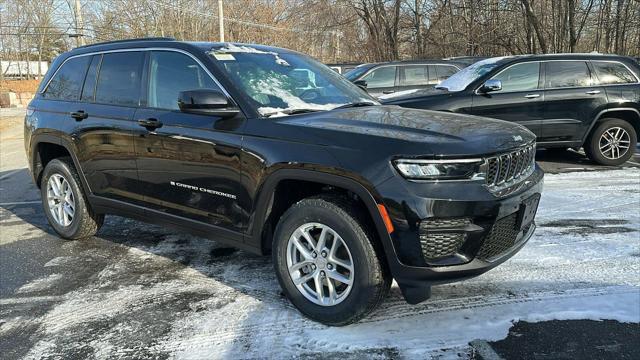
[333,102,377,110]
[263,108,323,117]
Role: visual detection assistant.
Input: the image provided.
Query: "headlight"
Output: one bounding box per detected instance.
[394,159,484,180]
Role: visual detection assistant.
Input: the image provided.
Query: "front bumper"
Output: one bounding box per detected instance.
[375,166,544,288]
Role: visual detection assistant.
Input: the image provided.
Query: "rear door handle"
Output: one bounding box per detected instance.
[524,94,540,99]
[70,110,88,120]
[382,90,395,94]
[586,90,601,95]
[138,118,163,130]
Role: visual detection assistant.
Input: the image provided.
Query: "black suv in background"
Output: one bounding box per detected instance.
[385,54,640,165]
[25,38,543,325]
[344,60,465,98]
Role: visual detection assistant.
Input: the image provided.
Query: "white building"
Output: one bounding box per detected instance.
[1,60,49,79]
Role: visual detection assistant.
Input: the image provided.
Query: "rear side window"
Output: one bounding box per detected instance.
[430,65,458,83]
[361,66,396,88]
[43,56,91,101]
[400,66,429,86]
[148,51,219,110]
[95,52,144,106]
[592,61,637,85]
[490,62,540,92]
[545,61,592,88]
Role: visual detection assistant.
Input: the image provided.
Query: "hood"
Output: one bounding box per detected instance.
[277,105,535,156]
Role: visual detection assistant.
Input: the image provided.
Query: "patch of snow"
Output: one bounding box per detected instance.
[378,88,421,100]
[16,274,63,294]
[211,43,291,66]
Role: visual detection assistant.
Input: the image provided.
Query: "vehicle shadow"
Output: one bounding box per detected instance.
[535,148,640,174]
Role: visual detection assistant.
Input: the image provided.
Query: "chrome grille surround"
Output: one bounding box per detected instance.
[483,143,536,197]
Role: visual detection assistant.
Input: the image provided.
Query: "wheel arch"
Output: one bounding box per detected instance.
[584,108,640,144]
[249,169,394,260]
[30,134,90,195]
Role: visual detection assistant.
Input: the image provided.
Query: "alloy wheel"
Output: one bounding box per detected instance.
[286,223,354,306]
[599,126,631,160]
[46,174,75,227]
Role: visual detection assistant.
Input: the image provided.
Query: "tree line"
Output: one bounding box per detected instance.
[1,0,638,79]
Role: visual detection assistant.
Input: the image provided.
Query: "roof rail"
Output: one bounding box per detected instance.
[75,37,176,50]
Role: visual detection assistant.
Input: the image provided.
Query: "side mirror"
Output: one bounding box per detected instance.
[353,79,368,90]
[481,79,502,93]
[178,89,239,118]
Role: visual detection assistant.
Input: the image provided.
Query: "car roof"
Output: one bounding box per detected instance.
[490,53,636,65]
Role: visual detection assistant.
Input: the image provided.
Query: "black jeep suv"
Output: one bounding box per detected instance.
[384,54,640,166]
[25,38,543,325]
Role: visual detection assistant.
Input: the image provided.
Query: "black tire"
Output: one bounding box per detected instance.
[585,118,637,166]
[272,195,391,326]
[40,157,104,239]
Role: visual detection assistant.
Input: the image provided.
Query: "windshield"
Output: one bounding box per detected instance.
[208,44,377,117]
[436,57,509,91]
[344,64,373,81]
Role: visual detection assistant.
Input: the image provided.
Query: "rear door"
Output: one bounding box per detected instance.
[397,65,430,95]
[540,60,607,143]
[471,61,543,136]
[360,65,397,98]
[133,50,247,233]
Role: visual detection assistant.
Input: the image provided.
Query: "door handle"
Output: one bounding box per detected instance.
[138,118,163,130]
[524,94,540,99]
[586,90,601,95]
[70,110,88,121]
[382,90,395,94]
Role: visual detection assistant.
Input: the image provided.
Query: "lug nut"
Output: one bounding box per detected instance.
[312,252,317,258]
[321,251,327,257]
[327,264,333,270]
[311,264,316,270]
[320,271,325,277]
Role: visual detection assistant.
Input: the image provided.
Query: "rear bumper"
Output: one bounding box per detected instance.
[375,167,544,288]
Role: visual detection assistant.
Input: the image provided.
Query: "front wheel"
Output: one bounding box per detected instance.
[585,119,637,166]
[272,195,391,326]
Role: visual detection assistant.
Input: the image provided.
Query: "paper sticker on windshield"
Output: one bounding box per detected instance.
[212,53,235,61]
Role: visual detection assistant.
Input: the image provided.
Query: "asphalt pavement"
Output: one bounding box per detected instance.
[1,110,639,359]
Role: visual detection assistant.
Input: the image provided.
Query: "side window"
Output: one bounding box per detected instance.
[432,65,458,83]
[400,66,428,86]
[592,61,637,85]
[148,51,220,110]
[95,52,144,106]
[490,62,540,92]
[81,55,101,102]
[545,61,592,88]
[361,66,396,88]
[43,56,91,101]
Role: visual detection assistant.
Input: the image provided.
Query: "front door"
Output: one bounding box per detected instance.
[360,65,397,98]
[133,50,247,233]
[471,61,543,137]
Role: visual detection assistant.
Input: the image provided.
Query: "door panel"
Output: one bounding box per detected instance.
[540,61,607,142]
[361,66,397,97]
[471,62,543,136]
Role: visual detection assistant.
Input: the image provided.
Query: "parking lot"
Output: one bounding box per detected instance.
[1,110,639,359]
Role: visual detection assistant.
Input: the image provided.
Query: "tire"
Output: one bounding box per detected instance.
[40,157,104,239]
[272,195,391,326]
[585,118,637,166]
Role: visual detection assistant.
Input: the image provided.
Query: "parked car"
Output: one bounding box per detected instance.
[25,38,543,326]
[326,62,361,74]
[443,56,488,65]
[343,60,465,98]
[384,54,640,166]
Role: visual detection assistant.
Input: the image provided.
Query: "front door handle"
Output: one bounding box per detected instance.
[70,110,88,121]
[138,118,163,130]
[382,90,395,94]
[524,94,540,99]
[586,90,601,95]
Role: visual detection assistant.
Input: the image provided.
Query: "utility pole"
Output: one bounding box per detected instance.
[73,0,85,46]
[218,0,225,42]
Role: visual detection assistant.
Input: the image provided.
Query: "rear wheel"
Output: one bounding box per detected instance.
[272,195,391,326]
[585,119,637,166]
[41,158,104,239]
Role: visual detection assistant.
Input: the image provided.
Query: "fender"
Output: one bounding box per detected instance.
[30,133,93,197]
[247,168,402,268]
[581,107,640,143]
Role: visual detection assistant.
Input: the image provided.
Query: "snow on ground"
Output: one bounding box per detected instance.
[3,169,640,359]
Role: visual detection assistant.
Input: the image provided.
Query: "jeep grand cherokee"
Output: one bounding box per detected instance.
[25,38,544,325]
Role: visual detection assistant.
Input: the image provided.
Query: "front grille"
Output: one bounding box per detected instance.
[485,144,536,196]
[419,218,472,260]
[477,213,524,261]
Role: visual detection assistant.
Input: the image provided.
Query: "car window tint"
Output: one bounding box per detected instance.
[545,61,592,88]
[362,66,396,88]
[81,55,101,102]
[95,52,144,106]
[433,65,458,83]
[148,51,220,110]
[490,62,540,92]
[401,66,428,86]
[592,61,637,85]
[43,56,91,101]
